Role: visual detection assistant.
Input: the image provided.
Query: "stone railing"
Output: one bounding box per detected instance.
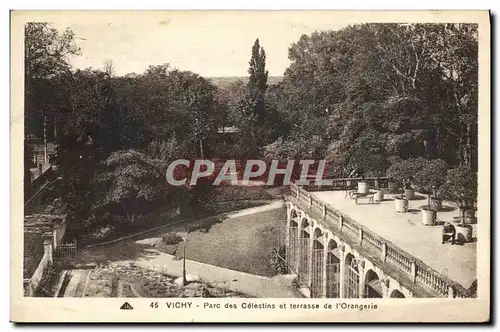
[299,176,392,192]
[290,183,470,298]
[24,237,53,296]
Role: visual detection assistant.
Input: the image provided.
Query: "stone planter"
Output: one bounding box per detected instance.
[358,181,368,194]
[455,224,473,243]
[430,197,442,211]
[388,181,398,194]
[374,190,384,202]
[421,207,437,226]
[394,196,408,213]
[404,188,415,200]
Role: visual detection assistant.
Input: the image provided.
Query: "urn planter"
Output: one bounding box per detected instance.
[394,196,408,213]
[374,190,384,202]
[358,181,368,194]
[421,207,437,226]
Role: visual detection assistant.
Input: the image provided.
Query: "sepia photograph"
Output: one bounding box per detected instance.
[10,10,490,322]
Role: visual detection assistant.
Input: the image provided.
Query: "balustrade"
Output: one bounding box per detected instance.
[289,183,471,298]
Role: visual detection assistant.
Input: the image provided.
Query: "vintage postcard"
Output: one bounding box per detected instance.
[10,10,490,323]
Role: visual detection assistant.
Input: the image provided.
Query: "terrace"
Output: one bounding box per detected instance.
[300,180,477,291]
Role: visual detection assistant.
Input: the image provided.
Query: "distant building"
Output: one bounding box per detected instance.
[216,126,240,157]
[31,143,57,166]
[217,126,239,134]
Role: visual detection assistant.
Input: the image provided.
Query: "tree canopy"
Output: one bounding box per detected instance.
[25,23,479,239]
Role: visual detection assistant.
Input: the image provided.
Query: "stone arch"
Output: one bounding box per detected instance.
[311,228,325,298]
[287,210,299,273]
[364,269,383,298]
[344,253,360,298]
[298,218,311,286]
[326,238,341,298]
[390,289,406,298]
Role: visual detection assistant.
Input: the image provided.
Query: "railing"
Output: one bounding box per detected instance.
[289,183,470,298]
[300,177,392,192]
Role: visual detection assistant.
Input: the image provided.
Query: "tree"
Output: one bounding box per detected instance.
[92,150,168,224]
[231,39,270,158]
[103,59,116,78]
[247,38,269,122]
[25,23,80,138]
[277,23,478,173]
[441,166,478,203]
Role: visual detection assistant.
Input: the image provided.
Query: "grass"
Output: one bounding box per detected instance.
[79,200,287,280]
[174,207,287,277]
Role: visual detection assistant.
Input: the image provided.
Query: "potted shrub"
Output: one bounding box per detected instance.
[373,178,384,202]
[441,166,477,242]
[348,147,389,195]
[387,158,426,211]
[357,173,368,194]
[393,194,408,213]
[413,159,448,226]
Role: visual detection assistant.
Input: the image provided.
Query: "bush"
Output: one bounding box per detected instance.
[440,166,478,203]
[212,185,273,201]
[270,246,288,275]
[162,233,184,245]
[386,157,427,189]
[413,159,449,195]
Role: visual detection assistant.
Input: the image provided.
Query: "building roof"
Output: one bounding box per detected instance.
[31,143,57,153]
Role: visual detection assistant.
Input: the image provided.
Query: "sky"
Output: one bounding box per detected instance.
[48,11,349,77]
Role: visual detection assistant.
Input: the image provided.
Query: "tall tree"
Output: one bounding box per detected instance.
[24,22,80,138]
[247,38,269,122]
[231,39,270,158]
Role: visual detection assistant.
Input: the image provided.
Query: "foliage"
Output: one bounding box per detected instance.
[413,159,449,195]
[24,23,479,241]
[224,39,277,158]
[210,185,274,201]
[270,246,288,275]
[277,23,478,171]
[91,150,168,224]
[24,22,81,138]
[162,233,184,245]
[263,136,323,160]
[440,166,478,203]
[386,158,428,189]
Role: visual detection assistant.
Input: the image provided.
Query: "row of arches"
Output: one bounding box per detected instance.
[285,207,407,299]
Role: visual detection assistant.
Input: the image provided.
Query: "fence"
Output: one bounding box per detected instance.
[299,176,392,192]
[289,183,470,298]
[54,241,78,261]
[24,219,69,296]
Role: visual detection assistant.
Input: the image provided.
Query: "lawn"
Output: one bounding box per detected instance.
[173,207,287,277]
[80,203,288,279]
